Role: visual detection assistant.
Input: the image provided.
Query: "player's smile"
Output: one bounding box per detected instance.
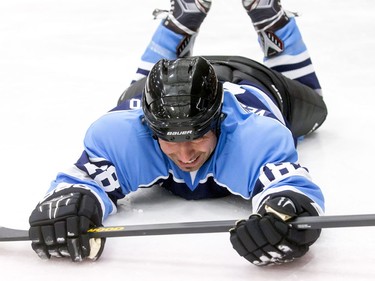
[158,131,217,172]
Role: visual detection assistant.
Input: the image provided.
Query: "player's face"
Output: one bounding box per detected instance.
[158,131,217,172]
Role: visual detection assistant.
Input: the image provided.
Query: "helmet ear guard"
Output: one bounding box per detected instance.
[142,57,224,142]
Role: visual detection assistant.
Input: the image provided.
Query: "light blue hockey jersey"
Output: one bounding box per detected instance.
[48,81,325,221]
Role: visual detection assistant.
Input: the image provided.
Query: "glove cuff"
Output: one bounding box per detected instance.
[30,184,104,226]
[256,190,322,218]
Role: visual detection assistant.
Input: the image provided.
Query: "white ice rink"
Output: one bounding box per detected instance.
[1,0,375,280]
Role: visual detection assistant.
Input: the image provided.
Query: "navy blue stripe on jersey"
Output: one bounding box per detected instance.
[135,68,149,77]
[258,162,308,189]
[238,80,278,105]
[234,81,285,124]
[75,151,125,204]
[162,174,231,200]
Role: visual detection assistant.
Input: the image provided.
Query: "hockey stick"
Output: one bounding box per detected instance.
[1,214,375,242]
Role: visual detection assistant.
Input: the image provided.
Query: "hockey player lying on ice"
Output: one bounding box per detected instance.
[29,0,327,266]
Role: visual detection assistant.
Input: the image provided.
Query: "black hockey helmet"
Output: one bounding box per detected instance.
[142,56,223,142]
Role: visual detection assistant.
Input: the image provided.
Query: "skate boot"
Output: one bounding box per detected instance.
[242,0,293,57]
[132,1,211,83]
[163,0,211,35]
[153,0,212,57]
[243,1,322,96]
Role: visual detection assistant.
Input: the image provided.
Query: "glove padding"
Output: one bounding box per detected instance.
[29,187,105,262]
[230,195,321,266]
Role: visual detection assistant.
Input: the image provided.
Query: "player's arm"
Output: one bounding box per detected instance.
[28,149,125,262]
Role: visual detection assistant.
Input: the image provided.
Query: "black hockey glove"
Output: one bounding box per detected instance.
[29,186,105,262]
[230,192,321,266]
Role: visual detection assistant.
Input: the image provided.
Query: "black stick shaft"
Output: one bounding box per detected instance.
[87,220,237,238]
[2,214,375,242]
[289,214,375,229]
[88,214,375,238]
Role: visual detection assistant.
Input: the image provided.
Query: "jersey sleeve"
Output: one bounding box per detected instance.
[250,162,325,216]
[45,109,160,221]
[218,90,325,215]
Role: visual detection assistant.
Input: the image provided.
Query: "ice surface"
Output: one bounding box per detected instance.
[1,0,375,280]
